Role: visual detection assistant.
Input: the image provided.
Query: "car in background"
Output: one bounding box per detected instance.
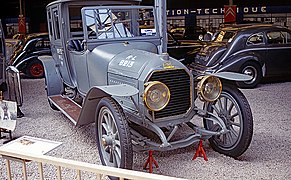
[167,31,209,66]
[12,33,26,41]
[9,32,50,78]
[0,19,23,117]
[5,38,22,59]
[191,24,291,88]
[170,26,208,40]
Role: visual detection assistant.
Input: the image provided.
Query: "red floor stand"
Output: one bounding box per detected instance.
[192,139,208,161]
[143,150,159,173]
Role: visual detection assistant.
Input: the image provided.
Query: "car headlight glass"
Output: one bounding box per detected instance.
[144,81,170,111]
[197,75,222,102]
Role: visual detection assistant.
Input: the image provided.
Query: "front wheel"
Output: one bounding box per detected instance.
[204,85,253,158]
[96,97,133,170]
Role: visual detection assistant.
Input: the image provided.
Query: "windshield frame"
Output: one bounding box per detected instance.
[213,30,237,43]
[81,5,159,42]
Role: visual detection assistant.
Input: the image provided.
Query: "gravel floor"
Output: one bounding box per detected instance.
[0,78,290,180]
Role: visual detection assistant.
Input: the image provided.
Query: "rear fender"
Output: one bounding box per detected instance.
[77,84,138,126]
[217,53,264,73]
[38,55,63,96]
[15,55,38,70]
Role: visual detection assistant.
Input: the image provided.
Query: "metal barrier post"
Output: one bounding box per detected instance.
[57,166,62,180]
[6,159,12,180]
[38,162,44,180]
[22,160,27,180]
[76,169,81,180]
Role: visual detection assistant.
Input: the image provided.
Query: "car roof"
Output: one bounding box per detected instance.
[25,32,48,39]
[24,32,49,42]
[219,24,289,34]
[5,38,20,44]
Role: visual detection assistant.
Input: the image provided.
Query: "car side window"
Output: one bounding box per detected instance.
[266,31,285,44]
[69,6,83,38]
[246,33,264,46]
[281,31,291,44]
[35,39,50,49]
[52,9,61,40]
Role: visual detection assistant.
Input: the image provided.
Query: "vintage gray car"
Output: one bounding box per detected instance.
[40,0,254,171]
[0,19,23,118]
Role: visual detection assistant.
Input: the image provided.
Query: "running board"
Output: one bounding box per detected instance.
[48,95,81,125]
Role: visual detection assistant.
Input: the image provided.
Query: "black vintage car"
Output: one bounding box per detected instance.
[167,32,209,66]
[169,26,208,40]
[10,33,51,78]
[191,24,291,88]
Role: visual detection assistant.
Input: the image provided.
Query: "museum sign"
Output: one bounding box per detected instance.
[166,6,291,16]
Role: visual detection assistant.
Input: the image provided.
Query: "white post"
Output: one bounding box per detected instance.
[155,0,167,54]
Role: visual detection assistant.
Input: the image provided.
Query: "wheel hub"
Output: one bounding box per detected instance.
[243,66,257,84]
[102,134,115,147]
[243,69,253,77]
[30,64,44,77]
[218,110,232,127]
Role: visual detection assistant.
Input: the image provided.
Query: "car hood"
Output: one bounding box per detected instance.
[108,49,186,80]
[195,42,227,66]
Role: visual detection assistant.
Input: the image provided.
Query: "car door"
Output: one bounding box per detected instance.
[265,30,291,76]
[47,5,76,87]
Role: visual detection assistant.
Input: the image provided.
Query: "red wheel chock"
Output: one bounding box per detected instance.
[192,140,208,161]
[143,150,159,173]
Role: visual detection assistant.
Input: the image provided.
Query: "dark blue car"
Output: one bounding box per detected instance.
[192,24,291,88]
[10,33,51,78]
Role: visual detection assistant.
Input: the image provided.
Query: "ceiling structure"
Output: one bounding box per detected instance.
[1,0,291,33]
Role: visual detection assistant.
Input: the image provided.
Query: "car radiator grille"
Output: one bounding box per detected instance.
[148,69,191,119]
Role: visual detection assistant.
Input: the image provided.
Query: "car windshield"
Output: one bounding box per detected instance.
[213,30,236,43]
[82,6,157,40]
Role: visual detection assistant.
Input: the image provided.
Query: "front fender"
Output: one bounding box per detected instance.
[77,84,138,126]
[210,72,252,81]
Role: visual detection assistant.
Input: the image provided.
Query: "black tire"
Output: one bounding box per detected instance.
[203,85,253,158]
[26,59,44,78]
[236,61,262,88]
[96,97,133,171]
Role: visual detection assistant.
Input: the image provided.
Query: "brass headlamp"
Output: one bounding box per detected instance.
[143,81,170,111]
[197,75,222,102]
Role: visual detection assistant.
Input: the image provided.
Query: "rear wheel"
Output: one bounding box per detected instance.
[26,59,44,78]
[204,85,253,158]
[96,97,133,171]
